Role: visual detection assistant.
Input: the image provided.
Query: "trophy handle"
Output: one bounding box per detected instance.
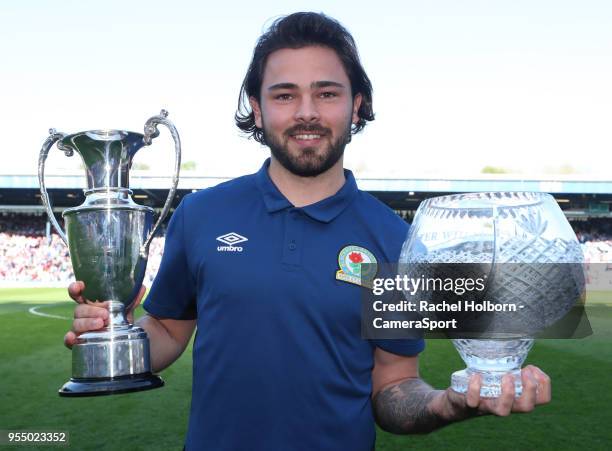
[140,109,181,258]
[38,128,70,246]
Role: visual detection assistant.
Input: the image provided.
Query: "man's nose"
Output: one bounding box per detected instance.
[294,96,320,123]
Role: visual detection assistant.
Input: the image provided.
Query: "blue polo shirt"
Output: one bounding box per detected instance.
[145,159,425,451]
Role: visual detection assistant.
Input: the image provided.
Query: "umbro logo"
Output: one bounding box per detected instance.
[216,232,248,252]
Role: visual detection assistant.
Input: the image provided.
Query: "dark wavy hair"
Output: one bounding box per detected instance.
[235,12,375,145]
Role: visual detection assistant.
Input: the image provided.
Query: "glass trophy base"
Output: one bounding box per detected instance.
[451,368,523,398]
[59,373,164,397]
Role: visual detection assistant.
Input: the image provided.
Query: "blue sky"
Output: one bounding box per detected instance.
[1,0,610,178]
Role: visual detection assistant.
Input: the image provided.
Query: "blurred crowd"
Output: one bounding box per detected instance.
[1,212,611,285]
[0,213,164,286]
[573,218,612,263]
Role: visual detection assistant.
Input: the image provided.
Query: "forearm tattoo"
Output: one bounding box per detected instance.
[373,378,449,434]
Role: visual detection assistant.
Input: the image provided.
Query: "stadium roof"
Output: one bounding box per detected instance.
[4,172,612,194]
[2,173,612,217]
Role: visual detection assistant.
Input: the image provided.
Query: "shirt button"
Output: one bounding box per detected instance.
[289,242,297,250]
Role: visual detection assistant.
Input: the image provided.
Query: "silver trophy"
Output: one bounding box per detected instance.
[38,110,181,397]
[400,192,584,397]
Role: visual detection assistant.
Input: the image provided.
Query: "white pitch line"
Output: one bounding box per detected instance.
[28,304,71,320]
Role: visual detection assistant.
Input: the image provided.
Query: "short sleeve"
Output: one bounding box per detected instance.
[370,240,425,357]
[144,199,197,320]
[372,338,425,356]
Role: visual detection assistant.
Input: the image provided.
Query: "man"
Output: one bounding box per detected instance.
[65,12,551,451]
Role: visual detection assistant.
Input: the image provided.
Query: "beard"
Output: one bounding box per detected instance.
[263,118,352,178]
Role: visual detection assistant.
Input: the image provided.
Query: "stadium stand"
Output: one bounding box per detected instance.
[0,213,164,286]
[0,212,610,286]
[1,172,611,286]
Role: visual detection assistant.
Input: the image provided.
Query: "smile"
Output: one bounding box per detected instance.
[292,134,323,140]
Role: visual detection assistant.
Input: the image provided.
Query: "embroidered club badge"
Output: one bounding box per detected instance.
[336,245,378,287]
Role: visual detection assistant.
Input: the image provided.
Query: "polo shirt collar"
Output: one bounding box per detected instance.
[255,158,358,223]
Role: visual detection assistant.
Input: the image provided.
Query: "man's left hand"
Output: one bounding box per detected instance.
[444,365,551,417]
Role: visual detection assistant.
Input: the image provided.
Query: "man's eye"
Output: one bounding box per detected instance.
[275,94,293,101]
[320,92,338,99]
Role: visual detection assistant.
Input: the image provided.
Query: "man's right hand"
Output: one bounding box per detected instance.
[63,281,146,349]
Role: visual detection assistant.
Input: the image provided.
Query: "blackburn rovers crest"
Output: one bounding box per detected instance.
[336,245,377,287]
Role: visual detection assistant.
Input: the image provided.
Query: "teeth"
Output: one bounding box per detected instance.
[294,134,321,140]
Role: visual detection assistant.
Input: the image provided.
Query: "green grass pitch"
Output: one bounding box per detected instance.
[0,288,610,450]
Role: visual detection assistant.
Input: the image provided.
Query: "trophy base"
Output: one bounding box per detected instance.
[59,372,164,397]
[60,325,162,397]
[451,368,523,398]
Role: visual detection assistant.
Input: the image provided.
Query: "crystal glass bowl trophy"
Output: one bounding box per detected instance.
[38,110,181,396]
[400,192,584,397]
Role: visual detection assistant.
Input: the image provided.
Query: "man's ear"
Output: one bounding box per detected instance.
[352,93,362,125]
[250,96,263,128]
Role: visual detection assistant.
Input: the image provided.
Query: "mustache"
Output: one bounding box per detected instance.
[284,125,331,136]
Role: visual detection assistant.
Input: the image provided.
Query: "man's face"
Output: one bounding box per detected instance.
[251,46,362,177]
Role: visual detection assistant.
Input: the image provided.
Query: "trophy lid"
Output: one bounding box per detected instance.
[59,130,146,190]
